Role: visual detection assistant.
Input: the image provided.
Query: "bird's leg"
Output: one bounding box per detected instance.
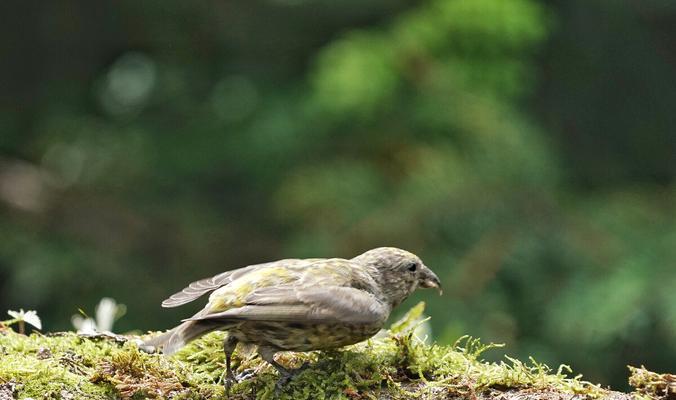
[258,345,290,376]
[223,335,239,396]
[257,346,299,393]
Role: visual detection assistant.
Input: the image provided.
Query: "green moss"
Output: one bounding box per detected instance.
[0,330,117,399]
[627,366,675,400]
[0,304,667,399]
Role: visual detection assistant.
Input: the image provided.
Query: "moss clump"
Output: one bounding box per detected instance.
[628,366,675,400]
[90,342,185,399]
[0,329,116,399]
[0,304,669,400]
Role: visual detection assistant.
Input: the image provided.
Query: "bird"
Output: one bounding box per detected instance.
[145,247,442,392]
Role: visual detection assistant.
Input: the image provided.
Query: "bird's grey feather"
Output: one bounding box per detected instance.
[161,258,327,308]
[147,319,239,355]
[186,286,389,325]
[161,260,302,308]
[161,264,261,308]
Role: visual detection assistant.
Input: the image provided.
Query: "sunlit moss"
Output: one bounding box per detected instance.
[0,305,662,399]
[0,330,116,399]
[627,366,675,400]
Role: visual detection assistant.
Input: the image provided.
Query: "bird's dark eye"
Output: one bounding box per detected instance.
[407,262,418,272]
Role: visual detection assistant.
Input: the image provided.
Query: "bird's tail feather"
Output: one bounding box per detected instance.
[144,320,220,355]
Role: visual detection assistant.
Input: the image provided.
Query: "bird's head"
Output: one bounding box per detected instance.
[352,247,442,308]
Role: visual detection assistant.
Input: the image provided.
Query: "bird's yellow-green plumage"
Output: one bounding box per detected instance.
[207,261,356,313]
[147,247,442,392]
[207,267,292,312]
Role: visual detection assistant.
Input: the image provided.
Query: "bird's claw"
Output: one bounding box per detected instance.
[235,369,257,381]
[224,379,234,396]
[223,370,237,396]
[274,372,292,395]
[225,364,274,396]
[273,363,312,394]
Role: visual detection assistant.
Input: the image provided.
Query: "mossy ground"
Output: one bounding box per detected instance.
[0,304,671,400]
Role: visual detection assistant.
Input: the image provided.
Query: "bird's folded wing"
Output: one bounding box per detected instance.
[185,286,389,325]
[161,264,265,308]
[161,259,315,308]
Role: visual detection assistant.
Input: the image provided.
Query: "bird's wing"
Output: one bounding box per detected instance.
[185,260,389,325]
[161,258,319,308]
[197,286,389,324]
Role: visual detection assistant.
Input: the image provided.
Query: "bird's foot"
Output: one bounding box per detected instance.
[224,377,234,396]
[273,363,312,394]
[274,371,292,395]
[296,361,311,372]
[225,364,270,395]
[235,369,257,382]
[223,370,237,396]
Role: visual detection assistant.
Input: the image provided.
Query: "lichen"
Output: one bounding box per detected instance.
[0,304,669,400]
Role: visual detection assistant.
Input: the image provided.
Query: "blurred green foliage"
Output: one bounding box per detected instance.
[0,0,674,390]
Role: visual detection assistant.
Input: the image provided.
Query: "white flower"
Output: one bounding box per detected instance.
[7,309,42,330]
[71,315,98,334]
[72,297,126,334]
[96,297,120,332]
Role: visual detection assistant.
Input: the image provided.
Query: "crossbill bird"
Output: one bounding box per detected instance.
[146,247,442,391]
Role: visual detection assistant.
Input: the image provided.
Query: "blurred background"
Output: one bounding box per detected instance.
[0,0,674,390]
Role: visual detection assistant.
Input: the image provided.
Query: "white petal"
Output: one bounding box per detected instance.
[77,319,98,334]
[23,310,42,330]
[95,298,117,332]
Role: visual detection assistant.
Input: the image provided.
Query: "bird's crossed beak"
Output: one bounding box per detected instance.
[419,265,443,295]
